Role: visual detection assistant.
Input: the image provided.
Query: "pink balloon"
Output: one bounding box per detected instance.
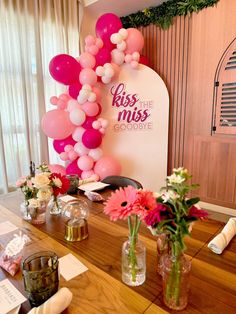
[111,62,121,80]
[59,93,71,101]
[95,48,111,67]
[92,86,102,102]
[53,135,76,154]
[64,145,74,152]
[82,102,99,117]
[77,155,94,171]
[50,96,58,105]
[68,82,82,99]
[82,116,96,129]
[68,150,78,161]
[139,55,150,67]
[88,148,103,161]
[82,129,102,149]
[125,28,144,54]
[81,170,95,180]
[48,164,66,176]
[96,13,122,42]
[66,158,82,176]
[79,68,97,86]
[60,152,69,161]
[95,103,102,117]
[41,109,75,139]
[57,99,67,110]
[79,52,96,69]
[49,54,81,85]
[94,156,121,180]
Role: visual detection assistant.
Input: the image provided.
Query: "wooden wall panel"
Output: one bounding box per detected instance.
[139,0,236,209]
[139,16,190,173]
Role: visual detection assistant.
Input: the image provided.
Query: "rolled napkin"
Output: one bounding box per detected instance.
[28,287,72,314]
[208,217,236,254]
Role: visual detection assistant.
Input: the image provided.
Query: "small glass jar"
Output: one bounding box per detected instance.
[20,200,31,221]
[48,196,62,215]
[122,235,146,286]
[28,202,47,225]
[66,174,79,194]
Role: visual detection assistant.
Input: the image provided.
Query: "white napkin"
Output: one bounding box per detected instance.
[27,287,72,314]
[208,217,236,254]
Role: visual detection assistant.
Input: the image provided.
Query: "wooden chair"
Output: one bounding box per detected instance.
[101,175,143,190]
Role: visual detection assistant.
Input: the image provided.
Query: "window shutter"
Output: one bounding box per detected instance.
[213,39,236,134]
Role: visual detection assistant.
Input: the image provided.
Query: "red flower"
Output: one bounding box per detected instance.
[49,173,70,197]
[188,205,208,219]
[144,204,167,226]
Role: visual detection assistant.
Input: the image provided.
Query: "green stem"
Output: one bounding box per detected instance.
[128,215,140,283]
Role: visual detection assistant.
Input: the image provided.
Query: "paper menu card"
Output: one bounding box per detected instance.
[0,221,18,236]
[59,253,88,281]
[78,182,110,192]
[0,279,26,314]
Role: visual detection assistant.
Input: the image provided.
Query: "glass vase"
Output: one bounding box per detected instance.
[29,202,47,225]
[20,200,31,221]
[122,235,146,286]
[162,248,191,310]
[48,196,62,215]
[156,233,169,276]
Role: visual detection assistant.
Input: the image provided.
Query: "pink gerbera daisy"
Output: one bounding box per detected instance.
[104,186,138,221]
[134,190,157,219]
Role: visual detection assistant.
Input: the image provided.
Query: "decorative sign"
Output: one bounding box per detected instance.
[101,64,169,191]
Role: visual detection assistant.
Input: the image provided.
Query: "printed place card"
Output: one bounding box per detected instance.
[0,221,18,236]
[78,182,110,192]
[0,279,26,314]
[59,253,88,281]
[60,195,78,203]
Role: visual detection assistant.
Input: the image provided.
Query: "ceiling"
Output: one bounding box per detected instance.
[83,0,165,17]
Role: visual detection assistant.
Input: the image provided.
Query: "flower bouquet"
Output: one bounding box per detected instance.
[145,167,208,310]
[104,186,156,286]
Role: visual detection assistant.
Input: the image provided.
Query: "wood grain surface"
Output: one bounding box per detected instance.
[0,190,235,313]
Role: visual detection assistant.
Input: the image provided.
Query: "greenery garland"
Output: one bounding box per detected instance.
[121,0,219,30]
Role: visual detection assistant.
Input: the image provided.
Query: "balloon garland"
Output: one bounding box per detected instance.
[41,13,149,181]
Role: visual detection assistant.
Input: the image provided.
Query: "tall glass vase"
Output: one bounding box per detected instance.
[156,233,169,276]
[48,196,62,215]
[162,242,191,310]
[20,200,31,221]
[122,235,146,286]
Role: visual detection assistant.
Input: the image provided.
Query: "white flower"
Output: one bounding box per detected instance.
[52,178,62,188]
[33,173,50,189]
[167,173,185,185]
[28,198,41,208]
[161,190,180,203]
[37,188,52,202]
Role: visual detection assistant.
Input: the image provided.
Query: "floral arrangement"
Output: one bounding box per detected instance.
[144,167,208,309]
[16,163,69,214]
[104,186,156,284]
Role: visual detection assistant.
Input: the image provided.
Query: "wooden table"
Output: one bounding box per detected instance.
[0,190,236,314]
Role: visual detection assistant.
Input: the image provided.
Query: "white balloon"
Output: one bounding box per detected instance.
[96,66,105,76]
[117,41,126,52]
[72,126,85,141]
[111,49,125,65]
[104,67,114,78]
[88,92,96,102]
[102,76,111,84]
[119,28,128,39]
[88,148,103,161]
[69,108,86,125]
[82,84,92,91]
[132,52,140,61]
[74,142,89,156]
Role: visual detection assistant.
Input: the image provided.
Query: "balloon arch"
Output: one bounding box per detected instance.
[41,13,149,181]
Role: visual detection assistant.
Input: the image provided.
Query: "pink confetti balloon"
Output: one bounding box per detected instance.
[41,109,75,139]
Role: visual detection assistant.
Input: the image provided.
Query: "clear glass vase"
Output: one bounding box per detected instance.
[20,200,31,221]
[28,202,47,225]
[122,235,146,286]
[162,247,191,310]
[48,196,62,215]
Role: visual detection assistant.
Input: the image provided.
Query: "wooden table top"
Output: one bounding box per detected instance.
[0,190,236,314]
